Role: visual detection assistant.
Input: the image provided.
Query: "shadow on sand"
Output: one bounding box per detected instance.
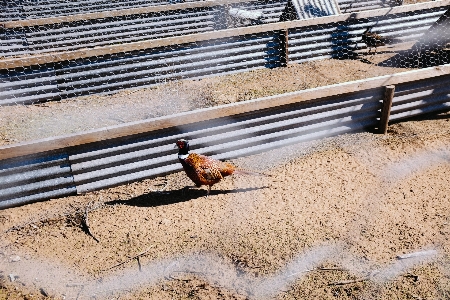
[105,186,269,208]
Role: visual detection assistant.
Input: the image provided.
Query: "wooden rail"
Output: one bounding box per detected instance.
[1,1,448,70]
[0,64,449,161]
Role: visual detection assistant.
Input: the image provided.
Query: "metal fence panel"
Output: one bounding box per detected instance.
[0,151,76,209]
[390,74,450,121]
[1,0,198,21]
[0,64,60,105]
[69,87,383,193]
[0,28,30,58]
[54,32,282,98]
[337,0,401,13]
[231,0,287,24]
[19,7,219,55]
[288,7,448,63]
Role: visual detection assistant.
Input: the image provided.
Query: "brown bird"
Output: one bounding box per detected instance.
[175,139,265,196]
[361,26,391,54]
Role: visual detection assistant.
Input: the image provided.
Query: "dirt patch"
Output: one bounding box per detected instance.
[1,110,450,299]
[1,38,450,299]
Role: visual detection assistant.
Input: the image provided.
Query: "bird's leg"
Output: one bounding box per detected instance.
[206,185,211,197]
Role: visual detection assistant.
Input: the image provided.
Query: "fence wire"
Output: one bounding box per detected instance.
[1,0,450,106]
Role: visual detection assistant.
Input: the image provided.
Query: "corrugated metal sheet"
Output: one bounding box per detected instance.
[54,31,282,98]
[1,0,193,22]
[0,0,24,22]
[1,2,290,57]
[230,0,287,24]
[288,7,448,62]
[0,151,76,209]
[390,74,450,121]
[69,87,382,193]
[0,65,61,105]
[280,0,339,21]
[19,7,219,55]
[337,0,401,13]
[0,28,29,58]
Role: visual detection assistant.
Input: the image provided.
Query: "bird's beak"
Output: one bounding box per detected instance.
[174,144,178,149]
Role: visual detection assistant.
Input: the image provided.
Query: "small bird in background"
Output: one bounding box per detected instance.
[361,26,391,54]
[175,139,267,196]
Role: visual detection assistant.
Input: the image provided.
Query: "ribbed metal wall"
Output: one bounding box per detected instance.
[1,7,220,57]
[288,7,448,62]
[390,74,450,121]
[0,65,61,105]
[231,0,287,23]
[0,151,76,209]
[0,0,194,22]
[279,0,339,21]
[1,0,23,22]
[54,32,282,98]
[0,27,29,58]
[69,87,383,193]
[337,0,401,13]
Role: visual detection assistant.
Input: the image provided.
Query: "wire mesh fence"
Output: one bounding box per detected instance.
[2,2,450,299]
[1,0,450,106]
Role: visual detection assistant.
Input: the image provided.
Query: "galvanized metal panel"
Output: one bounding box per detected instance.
[288,7,448,62]
[3,0,191,21]
[337,0,401,13]
[0,151,76,209]
[69,87,383,193]
[0,0,24,22]
[0,28,29,58]
[0,64,61,105]
[232,0,287,24]
[54,31,282,98]
[20,7,219,55]
[390,74,450,121]
[280,0,339,21]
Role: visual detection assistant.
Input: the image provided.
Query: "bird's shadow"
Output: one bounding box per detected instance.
[105,186,269,208]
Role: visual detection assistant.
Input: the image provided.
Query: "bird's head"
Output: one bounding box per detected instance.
[175,139,190,156]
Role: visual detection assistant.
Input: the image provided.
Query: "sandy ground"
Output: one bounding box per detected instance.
[1,112,450,299]
[1,44,450,299]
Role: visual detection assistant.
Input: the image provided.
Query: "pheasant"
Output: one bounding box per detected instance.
[361,26,391,54]
[175,139,265,196]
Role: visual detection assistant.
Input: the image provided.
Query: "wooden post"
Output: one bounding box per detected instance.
[379,85,395,134]
[279,29,289,67]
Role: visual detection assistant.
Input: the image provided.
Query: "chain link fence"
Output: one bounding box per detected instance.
[1,0,449,105]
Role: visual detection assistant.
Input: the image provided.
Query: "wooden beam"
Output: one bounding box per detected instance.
[279,29,289,67]
[0,65,449,161]
[379,85,395,134]
[1,1,449,69]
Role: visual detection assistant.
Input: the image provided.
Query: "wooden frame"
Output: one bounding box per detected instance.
[0,64,449,161]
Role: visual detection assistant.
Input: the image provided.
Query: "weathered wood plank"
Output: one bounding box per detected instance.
[379,85,395,134]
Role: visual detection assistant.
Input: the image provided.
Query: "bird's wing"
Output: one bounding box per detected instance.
[186,153,223,182]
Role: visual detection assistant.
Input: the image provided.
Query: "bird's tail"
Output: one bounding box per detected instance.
[234,169,272,177]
